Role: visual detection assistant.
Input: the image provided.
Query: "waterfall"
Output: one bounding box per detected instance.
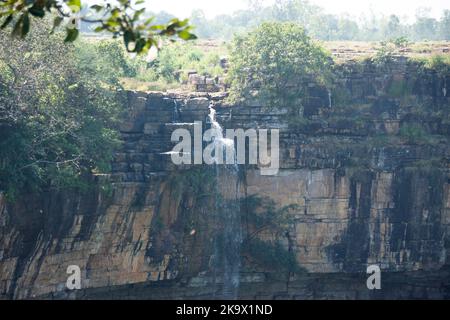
[327,89,332,109]
[207,106,236,164]
[377,147,386,169]
[172,99,180,122]
[208,104,242,299]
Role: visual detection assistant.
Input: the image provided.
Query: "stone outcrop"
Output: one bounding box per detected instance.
[1,58,450,299]
[188,73,226,92]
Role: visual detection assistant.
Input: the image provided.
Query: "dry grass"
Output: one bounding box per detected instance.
[120,77,189,92]
[322,40,450,63]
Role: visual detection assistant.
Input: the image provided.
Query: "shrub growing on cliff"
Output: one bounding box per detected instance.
[243,239,305,276]
[227,22,332,115]
[372,37,410,66]
[241,195,304,276]
[399,124,434,145]
[423,54,450,77]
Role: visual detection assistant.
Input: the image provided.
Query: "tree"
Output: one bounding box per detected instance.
[0,19,125,199]
[246,0,264,12]
[336,15,360,40]
[189,9,211,39]
[413,7,438,40]
[439,10,450,40]
[0,0,196,54]
[227,22,332,116]
[273,0,319,27]
[384,15,402,39]
[308,14,338,40]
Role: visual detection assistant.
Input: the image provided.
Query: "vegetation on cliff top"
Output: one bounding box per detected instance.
[227,22,332,115]
[121,41,224,91]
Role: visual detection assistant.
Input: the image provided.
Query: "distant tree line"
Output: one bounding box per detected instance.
[139,0,450,41]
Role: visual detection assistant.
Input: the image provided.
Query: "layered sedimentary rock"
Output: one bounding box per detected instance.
[1,59,450,299]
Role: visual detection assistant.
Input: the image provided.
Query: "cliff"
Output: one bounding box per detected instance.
[1,58,450,299]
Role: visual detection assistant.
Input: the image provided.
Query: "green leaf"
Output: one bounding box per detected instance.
[150,24,165,30]
[21,13,30,38]
[110,8,120,18]
[29,6,46,18]
[90,4,104,12]
[105,19,120,28]
[64,28,79,42]
[123,30,135,49]
[12,19,22,38]
[67,0,81,11]
[0,15,13,29]
[45,1,55,11]
[133,8,145,20]
[178,30,197,40]
[51,16,64,34]
[134,38,146,53]
[144,17,155,25]
[177,19,189,28]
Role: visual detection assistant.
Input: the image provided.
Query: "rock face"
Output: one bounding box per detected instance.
[1,59,450,299]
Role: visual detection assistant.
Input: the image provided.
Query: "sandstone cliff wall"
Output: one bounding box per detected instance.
[1,59,449,299]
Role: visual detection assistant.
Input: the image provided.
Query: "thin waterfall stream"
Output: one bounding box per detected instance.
[327,88,332,109]
[207,104,242,299]
[172,99,180,122]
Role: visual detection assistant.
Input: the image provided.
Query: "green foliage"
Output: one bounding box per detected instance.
[368,134,391,148]
[75,38,139,84]
[424,54,450,76]
[330,85,352,107]
[405,158,443,171]
[410,54,450,81]
[167,166,216,201]
[413,8,439,41]
[180,1,450,41]
[241,195,303,275]
[440,10,450,40]
[227,22,332,115]
[115,41,225,91]
[392,36,410,47]
[0,19,124,200]
[399,124,433,144]
[0,0,196,54]
[134,42,224,84]
[243,195,297,233]
[286,116,315,130]
[373,37,410,66]
[99,178,114,198]
[387,78,410,98]
[152,215,165,233]
[243,239,305,275]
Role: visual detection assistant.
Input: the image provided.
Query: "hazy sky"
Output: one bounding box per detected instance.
[147,0,450,19]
